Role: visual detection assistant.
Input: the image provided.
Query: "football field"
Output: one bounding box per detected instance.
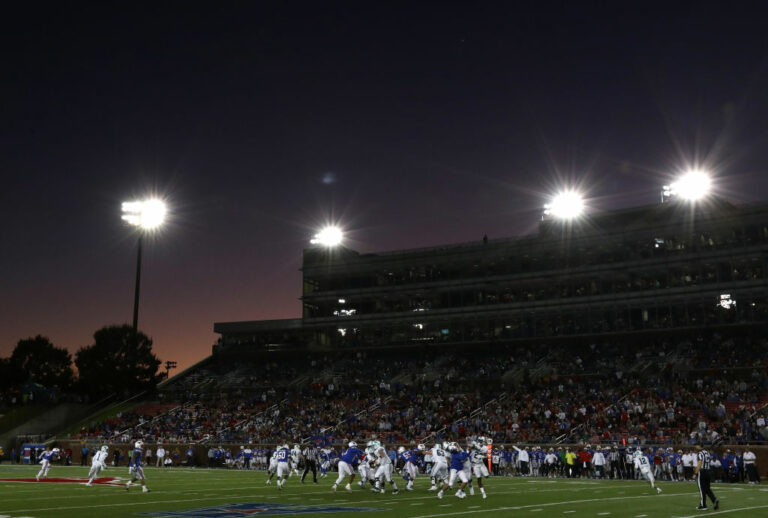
[1,464,767,518]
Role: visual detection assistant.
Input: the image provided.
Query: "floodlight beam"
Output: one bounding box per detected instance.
[310,226,344,247]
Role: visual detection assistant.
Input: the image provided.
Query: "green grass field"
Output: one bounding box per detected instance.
[1,464,766,518]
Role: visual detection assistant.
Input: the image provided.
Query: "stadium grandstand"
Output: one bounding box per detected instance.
[37,196,766,480]
[2,195,764,489]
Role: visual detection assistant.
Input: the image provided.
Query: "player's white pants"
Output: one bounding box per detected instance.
[431,463,448,483]
[88,463,105,480]
[335,461,355,485]
[268,460,278,474]
[375,464,393,483]
[37,460,51,479]
[640,467,655,485]
[358,463,373,482]
[473,463,490,478]
[448,468,469,487]
[404,462,417,481]
[131,465,146,481]
[276,462,291,479]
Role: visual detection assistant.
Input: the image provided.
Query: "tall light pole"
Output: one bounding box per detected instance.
[121,199,167,334]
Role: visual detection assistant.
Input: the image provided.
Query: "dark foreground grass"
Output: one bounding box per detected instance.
[1,464,766,518]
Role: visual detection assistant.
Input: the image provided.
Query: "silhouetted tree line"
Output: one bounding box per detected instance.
[0,325,163,400]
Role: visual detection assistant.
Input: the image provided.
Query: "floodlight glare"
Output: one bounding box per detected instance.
[310,226,344,247]
[121,199,167,230]
[544,191,584,220]
[665,170,711,201]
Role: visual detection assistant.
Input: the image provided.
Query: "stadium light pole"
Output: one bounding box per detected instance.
[121,199,167,334]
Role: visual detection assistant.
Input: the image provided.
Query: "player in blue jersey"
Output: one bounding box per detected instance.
[275,443,291,489]
[126,441,150,493]
[438,442,470,499]
[319,448,331,478]
[332,441,364,493]
[398,444,423,491]
[36,447,60,481]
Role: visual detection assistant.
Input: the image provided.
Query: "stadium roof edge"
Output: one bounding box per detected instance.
[213,318,303,334]
[301,196,765,265]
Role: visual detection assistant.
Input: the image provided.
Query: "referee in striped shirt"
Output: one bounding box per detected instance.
[694,445,719,511]
[301,443,319,484]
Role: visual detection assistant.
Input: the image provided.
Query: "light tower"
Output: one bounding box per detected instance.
[121,198,167,333]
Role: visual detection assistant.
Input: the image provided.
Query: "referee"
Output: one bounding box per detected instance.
[301,443,319,484]
[694,445,719,511]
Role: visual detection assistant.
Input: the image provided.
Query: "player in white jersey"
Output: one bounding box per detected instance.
[633,449,662,493]
[290,444,301,477]
[36,448,60,481]
[428,442,449,490]
[86,445,110,486]
[266,450,279,484]
[358,441,377,488]
[469,437,490,498]
[372,445,398,494]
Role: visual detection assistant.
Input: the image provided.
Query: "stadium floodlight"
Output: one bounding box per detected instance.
[121,198,167,334]
[662,170,711,202]
[310,226,343,247]
[543,191,584,220]
[121,199,167,230]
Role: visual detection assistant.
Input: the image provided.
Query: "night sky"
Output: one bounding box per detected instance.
[2,2,768,372]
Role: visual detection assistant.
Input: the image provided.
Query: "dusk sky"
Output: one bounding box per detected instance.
[2,2,768,373]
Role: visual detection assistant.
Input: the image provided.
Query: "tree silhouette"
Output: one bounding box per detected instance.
[75,325,162,396]
[10,335,73,389]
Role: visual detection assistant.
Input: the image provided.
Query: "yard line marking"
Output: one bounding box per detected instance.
[677,505,768,518]
[411,503,425,505]
[598,513,611,515]
[563,512,575,514]
[530,509,543,512]
[408,491,720,518]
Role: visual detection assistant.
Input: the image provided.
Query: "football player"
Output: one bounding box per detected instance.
[86,445,109,486]
[36,447,59,481]
[126,441,150,493]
